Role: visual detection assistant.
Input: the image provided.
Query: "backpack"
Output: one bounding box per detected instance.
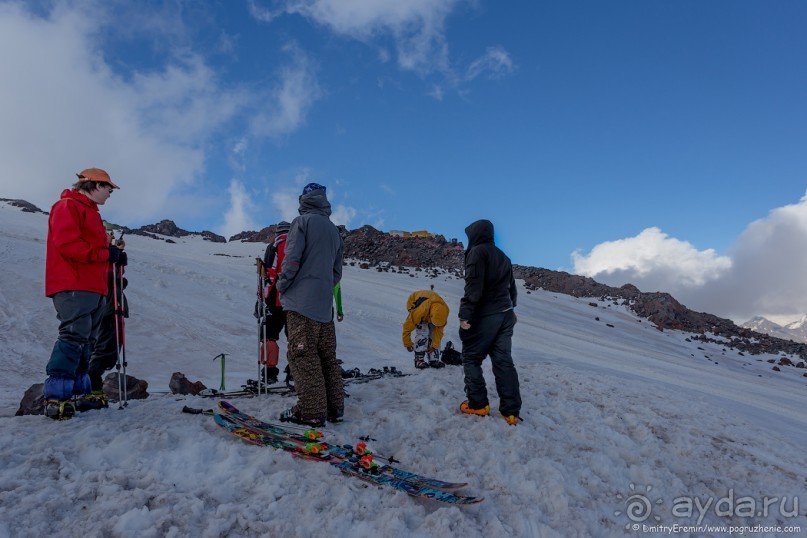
[440,341,462,366]
[263,234,287,307]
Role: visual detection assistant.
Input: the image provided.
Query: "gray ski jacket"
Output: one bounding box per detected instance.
[277,189,344,323]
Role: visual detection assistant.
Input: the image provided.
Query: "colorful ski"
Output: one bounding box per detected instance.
[213,410,481,505]
[217,401,469,491]
[213,413,331,462]
[331,461,483,505]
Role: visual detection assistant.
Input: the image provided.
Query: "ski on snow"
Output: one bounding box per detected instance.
[211,401,482,505]
[217,400,467,490]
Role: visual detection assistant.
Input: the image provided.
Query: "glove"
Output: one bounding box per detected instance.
[117,251,128,267]
[108,245,121,264]
[337,314,344,322]
[406,346,414,352]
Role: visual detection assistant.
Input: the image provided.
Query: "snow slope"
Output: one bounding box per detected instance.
[0,203,805,537]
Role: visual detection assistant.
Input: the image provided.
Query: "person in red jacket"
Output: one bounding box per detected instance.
[43,168,124,420]
[258,220,290,383]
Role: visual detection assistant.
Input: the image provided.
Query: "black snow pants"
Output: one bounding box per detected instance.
[459,309,521,417]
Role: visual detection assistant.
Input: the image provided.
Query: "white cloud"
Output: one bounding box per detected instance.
[572,227,732,291]
[248,1,516,100]
[331,204,357,227]
[572,193,807,321]
[220,180,258,239]
[465,45,516,81]
[0,3,322,229]
[249,0,460,76]
[712,192,807,319]
[0,3,247,225]
[270,174,357,227]
[272,190,301,223]
[428,84,445,101]
[249,43,323,139]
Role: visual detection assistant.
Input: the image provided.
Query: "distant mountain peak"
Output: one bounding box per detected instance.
[742,315,807,344]
[741,316,782,329]
[784,314,807,330]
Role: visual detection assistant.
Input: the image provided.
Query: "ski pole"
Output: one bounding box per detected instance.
[114,231,129,408]
[261,278,269,393]
[213,353,227,391]
[112,257,124,409]
[256,258,265,395]
[118,262,128,408]
[112,263,129,409]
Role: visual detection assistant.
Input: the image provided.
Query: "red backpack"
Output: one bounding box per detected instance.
[264,233,287,307]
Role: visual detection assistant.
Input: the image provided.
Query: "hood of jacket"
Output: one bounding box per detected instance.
[61,188,98,210]
[465,219,494,251]
[298,189,332,217]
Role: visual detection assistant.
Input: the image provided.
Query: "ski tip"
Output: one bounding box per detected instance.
[219,400,237,413]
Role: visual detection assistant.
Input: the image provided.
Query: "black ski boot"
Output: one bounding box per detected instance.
[74,391,108,412]
[279,405,325,427]
[261,366,279,384]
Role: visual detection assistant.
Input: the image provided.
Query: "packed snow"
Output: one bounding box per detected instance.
[0,202,805,538]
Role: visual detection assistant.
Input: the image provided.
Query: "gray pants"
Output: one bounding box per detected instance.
[46,291,106,377]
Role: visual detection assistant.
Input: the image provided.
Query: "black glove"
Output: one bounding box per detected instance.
[117,251,128,267]
[108,245,121,264]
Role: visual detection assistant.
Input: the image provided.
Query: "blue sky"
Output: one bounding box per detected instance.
[1,0,807,322]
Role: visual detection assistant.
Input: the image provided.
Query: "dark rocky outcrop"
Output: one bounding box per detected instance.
[343,225,464,272]
[103,373,149,400]
[120,220,225,243]
[0,198,46,214]
[169,372,207,395]
[200,231,226,243]
[138,219,192,237]
[15,383,46,416]
[230,225,278,243]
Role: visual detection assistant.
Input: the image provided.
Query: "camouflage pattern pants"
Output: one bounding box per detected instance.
[285,311,344,421]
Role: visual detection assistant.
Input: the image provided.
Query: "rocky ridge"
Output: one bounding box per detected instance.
[0,198,46,213]
[118,219,226,243]
[513,266,807,361]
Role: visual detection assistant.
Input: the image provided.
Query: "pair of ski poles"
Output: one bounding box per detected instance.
[257,258,268,395]
[112,232,128,409]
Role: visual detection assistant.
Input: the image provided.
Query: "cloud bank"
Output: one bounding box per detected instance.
[572,193,807,322]
[0,2,323,231]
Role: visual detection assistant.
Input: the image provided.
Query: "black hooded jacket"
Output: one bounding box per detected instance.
[459,219,517,322]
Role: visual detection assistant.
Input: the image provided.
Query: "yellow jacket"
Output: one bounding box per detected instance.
[402,290,449,349]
